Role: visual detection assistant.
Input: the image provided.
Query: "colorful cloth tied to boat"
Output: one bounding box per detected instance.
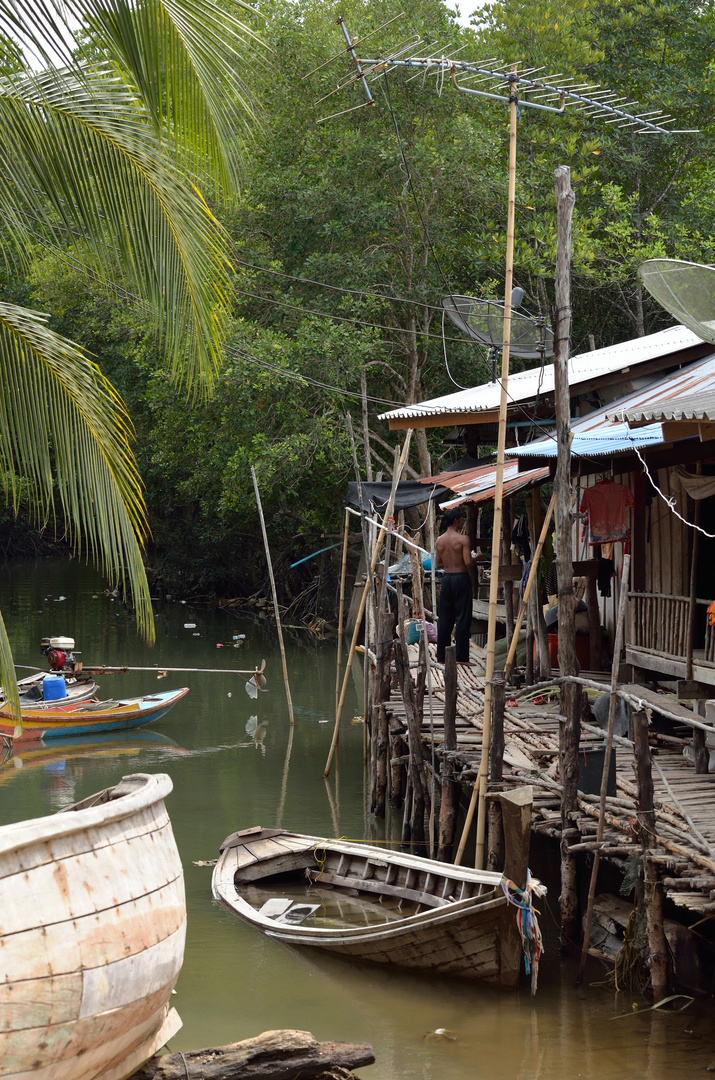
[500,869,546,995]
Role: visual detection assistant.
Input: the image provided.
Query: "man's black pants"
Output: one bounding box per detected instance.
[436,572,472,663]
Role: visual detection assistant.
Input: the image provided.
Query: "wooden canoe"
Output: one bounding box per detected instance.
[0,687,189,740]
[0,772,186,1080]
[212,820,544,990]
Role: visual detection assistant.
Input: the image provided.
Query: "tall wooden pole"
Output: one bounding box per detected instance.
[552,165,580,946]
[324,430,413,777]
[456,72,518,869]
[335,508,350,715]
[251,467,295,727]
[576,554,630,984]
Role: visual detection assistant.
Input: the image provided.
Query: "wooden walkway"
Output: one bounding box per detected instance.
[386,641,715,917]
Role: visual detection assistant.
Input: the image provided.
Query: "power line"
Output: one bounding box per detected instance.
[224,343,404,406]
[233,257,444,313]
[235,288,478,345]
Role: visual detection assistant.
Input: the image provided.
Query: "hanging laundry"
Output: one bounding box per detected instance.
[579,479,634,545]
[597,556,613,598]
[511,514,531,561]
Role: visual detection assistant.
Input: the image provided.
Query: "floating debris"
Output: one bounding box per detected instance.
[423,1029,458,1043]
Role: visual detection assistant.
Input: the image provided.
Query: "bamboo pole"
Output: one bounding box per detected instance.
[503,494,556,680]
[335,508,350,715]
[324,430,413,777]
[576,554,630,984]
[456,74,518,869]
[251,466,295,727]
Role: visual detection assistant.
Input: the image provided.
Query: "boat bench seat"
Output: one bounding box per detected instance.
[307,868,456,909]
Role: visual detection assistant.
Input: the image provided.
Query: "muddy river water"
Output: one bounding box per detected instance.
[0,558,713,1079]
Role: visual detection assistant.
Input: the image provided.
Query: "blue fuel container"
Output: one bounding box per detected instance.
[43,674,67,701]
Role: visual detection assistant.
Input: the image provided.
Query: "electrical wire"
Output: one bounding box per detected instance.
[224,342,404,406]
[380,71,487,389]
[233,257,444,313]
[235,287,471,345]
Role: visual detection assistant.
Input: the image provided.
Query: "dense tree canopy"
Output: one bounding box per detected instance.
[5,0,714,614]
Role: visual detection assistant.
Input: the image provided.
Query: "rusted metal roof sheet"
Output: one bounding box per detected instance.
[378,325,703,424]
[436,463,551,508]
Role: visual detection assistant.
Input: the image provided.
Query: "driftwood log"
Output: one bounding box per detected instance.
[130,1030,375,1080]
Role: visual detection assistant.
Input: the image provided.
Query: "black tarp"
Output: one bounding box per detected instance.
[346,480,449,513]
[345,454,490,514]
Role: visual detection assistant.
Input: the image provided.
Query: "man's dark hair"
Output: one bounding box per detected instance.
[441,506,465,526]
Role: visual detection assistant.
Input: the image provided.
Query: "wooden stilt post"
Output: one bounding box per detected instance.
[324,431,413,777]
[552,165,580,949]
[456,69,519,869]
[437,645,459,862]
[394,633,426,852]
[487,670,506,871]
[250,467,295,727]
[633,708,673,1001]
[371,530,394,818]
[503,494,556,680]
[528,488,551,681]
[336,508,350,715]
[577,555,630,984]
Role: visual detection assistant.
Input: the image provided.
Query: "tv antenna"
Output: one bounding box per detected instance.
[317,16,698,866]
[443,289,554,382]
[639,259,715,344]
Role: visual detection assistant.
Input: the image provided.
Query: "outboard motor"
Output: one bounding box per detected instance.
[40,636,78,672]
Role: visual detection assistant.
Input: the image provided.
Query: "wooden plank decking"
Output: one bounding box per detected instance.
[388,641,715,916]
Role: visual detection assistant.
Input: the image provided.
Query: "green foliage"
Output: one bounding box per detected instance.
[10,0,715,610]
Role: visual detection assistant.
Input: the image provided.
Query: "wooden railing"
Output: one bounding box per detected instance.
[629,592,715,664]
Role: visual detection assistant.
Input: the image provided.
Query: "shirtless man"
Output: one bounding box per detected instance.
[435,507,478,665]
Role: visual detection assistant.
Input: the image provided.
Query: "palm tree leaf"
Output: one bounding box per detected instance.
[0,0,268,189]
[0,611,21,737]
[0,64,234,386]
[0,300,155,645]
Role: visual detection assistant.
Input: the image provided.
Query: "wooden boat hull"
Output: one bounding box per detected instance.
[0,772,186,1080]
[0,687,189,740]
[212,829,536,989]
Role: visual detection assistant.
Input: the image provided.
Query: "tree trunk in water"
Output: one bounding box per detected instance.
[130,1030,375,1080]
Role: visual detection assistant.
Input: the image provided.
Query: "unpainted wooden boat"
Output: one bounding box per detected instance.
[212,791,544,991]
[0,686,189,740]
[0,772,186,1080]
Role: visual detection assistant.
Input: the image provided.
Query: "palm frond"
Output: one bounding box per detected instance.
[0,301,155,645]
[0,611,21,737]
[0,65,234,386]
[0,0,269,189]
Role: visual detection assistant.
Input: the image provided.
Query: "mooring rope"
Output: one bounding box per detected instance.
[500,869,546,995]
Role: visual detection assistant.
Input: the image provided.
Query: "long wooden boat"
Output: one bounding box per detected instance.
[0,772,186,1080]
[0,686,189,741]
[212,794,544,991]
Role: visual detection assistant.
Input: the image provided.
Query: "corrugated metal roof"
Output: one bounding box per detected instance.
[378,324,703,423]
[608,387,715,424]
[437,463,550,508]
[510,349,715,460]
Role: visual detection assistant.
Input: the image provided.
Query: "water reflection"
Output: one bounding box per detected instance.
[0,558,714,1079]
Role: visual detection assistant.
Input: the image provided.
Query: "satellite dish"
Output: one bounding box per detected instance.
[442,294,554,359]
[639,259,715,344]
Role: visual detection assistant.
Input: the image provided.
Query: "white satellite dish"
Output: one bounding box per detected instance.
[639,259,715,344]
